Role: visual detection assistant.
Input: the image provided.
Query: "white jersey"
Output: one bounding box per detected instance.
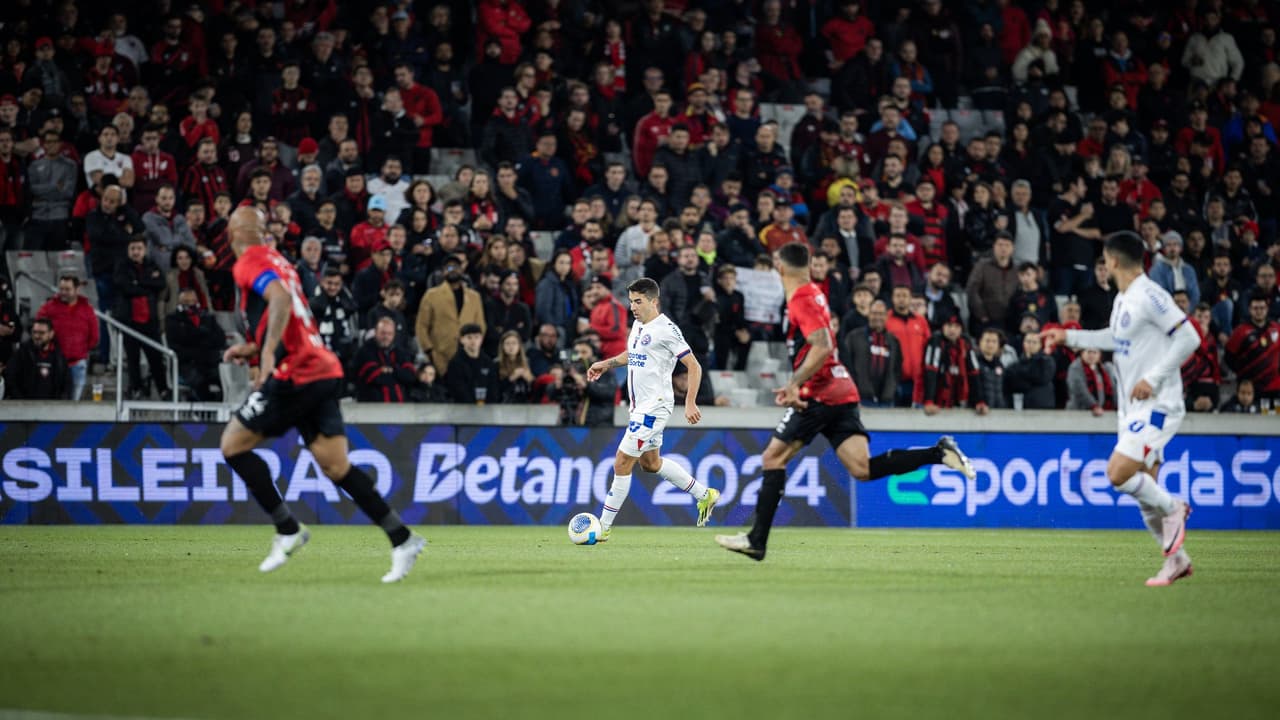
[625,313,691,414]
[83,150,133,187]
[1067,273,1197,419]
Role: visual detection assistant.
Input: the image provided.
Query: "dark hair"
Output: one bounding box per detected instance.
[1016,262,1038,274]
[627,277,660,299]
[1103,231,1146,268]
[32,317,54,333]
[323,267,343,278]
[1249,291,1270,305]
[776,242,810,269]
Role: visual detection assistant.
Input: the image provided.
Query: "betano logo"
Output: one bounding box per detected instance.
[887,449,1280,516]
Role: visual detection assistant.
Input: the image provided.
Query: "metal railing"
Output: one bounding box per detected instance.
[16,271,181,420]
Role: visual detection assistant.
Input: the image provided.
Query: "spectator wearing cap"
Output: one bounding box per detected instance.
[1182,10,1244,88]
[27,37,71,111]
[1150,231,1201,307]
[354,316,418,403]
[26,130,78,250]
[584,274,629,359]
[349,195,390,272]
[417,254,485,375]
[367,156,411,227]
[759,200,807,254]
[354,238,396,317]
[444,323,500,404]
[484,271,533,356]
[83,43,128,120]
[235,137,295,203]
[921,313,974,415]
[35,275,98,401]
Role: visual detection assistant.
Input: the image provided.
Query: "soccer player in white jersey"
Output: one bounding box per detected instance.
[1041,232,1202,586]
[585,277,721,540]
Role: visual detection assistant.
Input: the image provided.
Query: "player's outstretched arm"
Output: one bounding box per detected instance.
[681,353,702,424]
[1051,327,1116,351]
[587,351,628,382]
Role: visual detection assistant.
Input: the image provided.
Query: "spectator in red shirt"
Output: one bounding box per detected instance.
[759,201,807,253]
[632,89,675,179]
[756,0,804,91]
[393,63,444,173]
[84,45,128,119]
[477,0,531,65]
[822,0,875,70]
[179,95,220,152]
[1226,293,1280,398]
[349,195,391,272]
[130,124,177,214]
[885,284,930,407]
[36,274,99,401]
[585,275,629,359]
[181,138,230,216]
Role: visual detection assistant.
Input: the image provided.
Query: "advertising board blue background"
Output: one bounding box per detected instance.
[1,423,1277,529]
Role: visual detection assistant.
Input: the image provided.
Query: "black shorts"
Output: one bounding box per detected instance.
[234,377,346,445]
[772,401,869,449]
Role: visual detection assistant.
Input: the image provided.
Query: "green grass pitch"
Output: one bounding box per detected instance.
[1,526,1277,720]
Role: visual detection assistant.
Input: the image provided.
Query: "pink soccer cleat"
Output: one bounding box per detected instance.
[1145,552,1194,587]
[1161,500,1191,557]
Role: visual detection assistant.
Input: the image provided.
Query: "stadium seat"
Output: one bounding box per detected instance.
[219,362,251,407]
[430,148,477,178]
[603,152,629,169]
[422,174,453,191]
[51,249,86,280]
[758,103,807,155]
[949,109,983,140]
[8,250,55,321]
[529,231,556,261]
[728,387,759,408]
[709,370,740,393]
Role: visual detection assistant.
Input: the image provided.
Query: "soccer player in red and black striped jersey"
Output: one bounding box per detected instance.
[716,243,976,561]
[1225,293,1280,399]
[219,207,426,583]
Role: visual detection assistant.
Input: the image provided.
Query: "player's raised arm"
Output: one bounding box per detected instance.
[1050,326,1116,351]
[588,351,627,382]
[680,352,702,424]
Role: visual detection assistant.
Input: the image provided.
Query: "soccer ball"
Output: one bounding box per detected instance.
[567,512,601,545]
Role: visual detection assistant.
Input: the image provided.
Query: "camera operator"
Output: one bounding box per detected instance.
[548,333,616,426]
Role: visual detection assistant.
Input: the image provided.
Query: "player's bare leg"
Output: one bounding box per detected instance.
[1109,457,1194,586]
[308,433,425,582]
[220,418,310,572]
[1108,452,1189,560]
[716,438,802,560]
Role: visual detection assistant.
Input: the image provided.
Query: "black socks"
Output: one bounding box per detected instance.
[747,468,787,551]
[336,465,411,547]
[867,446,945,480]
[226,451,300,535]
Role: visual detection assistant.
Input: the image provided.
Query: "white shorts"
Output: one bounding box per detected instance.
[1115,407,1183,468]
[618,410,669,457]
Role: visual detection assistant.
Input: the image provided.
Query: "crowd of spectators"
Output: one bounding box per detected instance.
[0,0,1277,419]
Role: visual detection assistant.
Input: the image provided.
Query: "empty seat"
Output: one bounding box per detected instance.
[728,388,759,408]
[758,103,807,155]
[430,147,478,177]
[51,249,86,279]
[219,362,252,407]
[709,371,739,393]
[529,231,556,260]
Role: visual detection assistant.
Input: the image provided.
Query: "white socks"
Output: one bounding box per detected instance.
[600,474,631,530]
[657,458,709,500]
[1117,472,1177,515]
[600,461,708,531]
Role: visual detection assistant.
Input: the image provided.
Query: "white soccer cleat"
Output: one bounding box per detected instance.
[715,532,764,561]
[1145,551,1193,587]
[937,436,976,479]
[259,526,310,572]
[381,533,427,583]
[1161,500,1191,557]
